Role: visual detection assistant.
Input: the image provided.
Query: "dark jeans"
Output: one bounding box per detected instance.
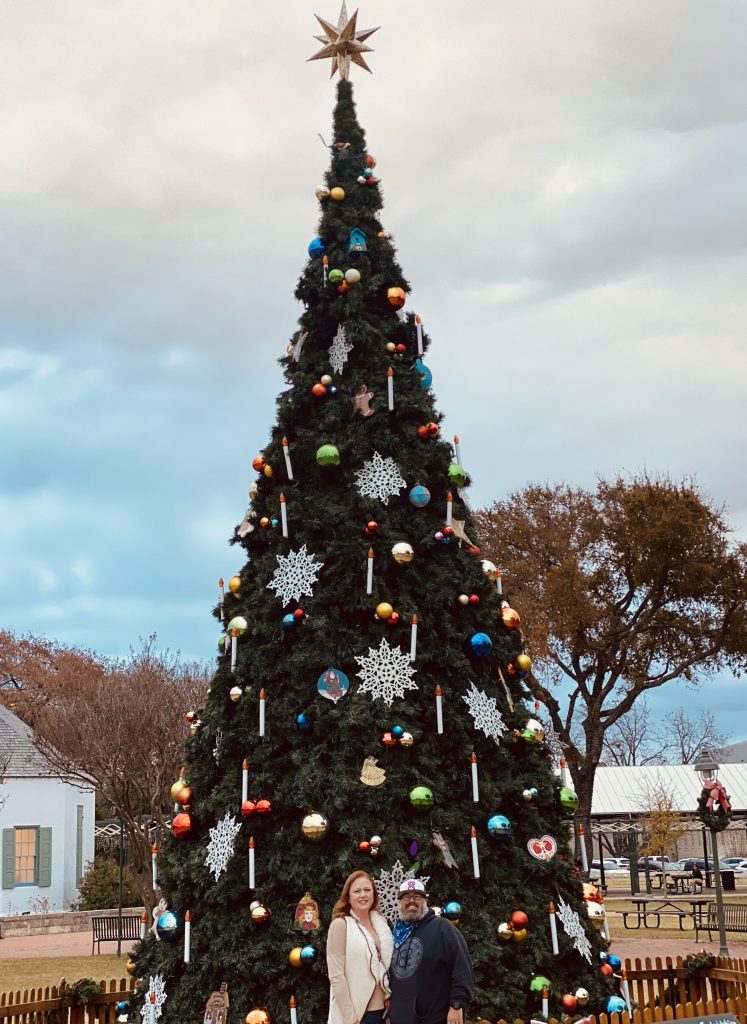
[362,1011,386,1024]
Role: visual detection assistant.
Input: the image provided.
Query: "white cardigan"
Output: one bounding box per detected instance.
[327,911,393,1024]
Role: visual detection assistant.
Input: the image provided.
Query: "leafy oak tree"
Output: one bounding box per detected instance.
[474,475,747,848]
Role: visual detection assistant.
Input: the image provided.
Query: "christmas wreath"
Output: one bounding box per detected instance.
[66,978,102,1006]
[697,780,732,832]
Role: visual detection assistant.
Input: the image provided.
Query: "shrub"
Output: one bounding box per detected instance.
[75,857,140,910]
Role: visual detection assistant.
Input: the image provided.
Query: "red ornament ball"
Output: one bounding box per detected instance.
[600,964,614,977]
[560,995,579,1013]
[381,732,397,747]
[417,426,429,440]
[255,799,272,815]
[388,611,400,625]
[442,526,454,537]
[468,545,481,555]
[172,812,192,839]
[294,609,305,620]
[358,840,371,852]
[311,383,327,399]
[366,155,377,168]
[426,422,439,436]
[337,281,350,294]
[252,455,266,472]
[468,594,480,605]
[395,343,407,354]
[241,800,257,817]
[510,910,529,929]
[367,521,379,531]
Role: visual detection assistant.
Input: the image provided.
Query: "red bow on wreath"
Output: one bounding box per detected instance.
[703,779,732,815]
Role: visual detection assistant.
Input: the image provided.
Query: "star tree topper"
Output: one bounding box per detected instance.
[308,3,379,80]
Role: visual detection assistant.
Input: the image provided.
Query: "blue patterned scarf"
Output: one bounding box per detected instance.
[393,919,416,949]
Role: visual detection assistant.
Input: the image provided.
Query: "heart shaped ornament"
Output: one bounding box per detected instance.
[527,835,557,861]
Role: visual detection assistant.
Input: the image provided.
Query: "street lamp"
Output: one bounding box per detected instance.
[694,747,729,956]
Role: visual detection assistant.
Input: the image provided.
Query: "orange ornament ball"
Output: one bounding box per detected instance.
[289,947,303,967]
[561,995,579,1013]
[337,281,350,294]
[312,383,328,399]
[600,964,614,977]
[416,426,429,439]
[246,1011,275,1024]
[387,287,406,310]
[366,154,377,168]
[502,607,521,629]
[256,799,272,815]
[510,910,528,929]
[174,785,192,806]
[252,455,266,472]
[260,517,270,528]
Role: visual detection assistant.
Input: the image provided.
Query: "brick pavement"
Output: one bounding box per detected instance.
[0,929,137,959]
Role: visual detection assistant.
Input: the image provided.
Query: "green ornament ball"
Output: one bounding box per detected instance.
[530,976,552,995]
[328,269,344,285]
[409,785,433,809]
[559,786,579,813]
[226,615,248,636]
[447,463,468,488]
[316,444,341,468]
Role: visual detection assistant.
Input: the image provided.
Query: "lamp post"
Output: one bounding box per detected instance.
[694,747,729,956]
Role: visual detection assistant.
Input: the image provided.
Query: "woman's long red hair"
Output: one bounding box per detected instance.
[331,870,381,920]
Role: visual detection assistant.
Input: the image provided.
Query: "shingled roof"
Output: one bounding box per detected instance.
[0,705,58,777]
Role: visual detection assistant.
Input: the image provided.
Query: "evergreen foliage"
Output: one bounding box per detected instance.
[129,80,610,1024]
[75,856,141,911]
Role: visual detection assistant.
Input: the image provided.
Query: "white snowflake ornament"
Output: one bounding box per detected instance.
[356,638,418,707]
[140,975,167,1022]
[205,811,242,880]
[375,860,431,927]
[266,544,323,607]
[329,324,353,375]
[462,682,507,746]
[355,451,406,506]
[556,895,593,963]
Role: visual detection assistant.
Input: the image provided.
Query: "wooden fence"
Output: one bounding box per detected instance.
[1,958,746,1024]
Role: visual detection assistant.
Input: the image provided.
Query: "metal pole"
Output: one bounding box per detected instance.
[117,815,124,958]
[702,826,711,885]
[710,828,729,957]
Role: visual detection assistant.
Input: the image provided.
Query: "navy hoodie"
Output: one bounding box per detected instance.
[389,910,474,1024]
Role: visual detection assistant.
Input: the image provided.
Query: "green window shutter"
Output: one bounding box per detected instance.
[2,829,15,889]
[38,828,52,887]
[76,806,84,884]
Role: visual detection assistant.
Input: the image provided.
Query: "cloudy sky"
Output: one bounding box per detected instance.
[1,1,745,738]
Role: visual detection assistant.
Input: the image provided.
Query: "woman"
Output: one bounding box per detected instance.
[327,870,393,1024]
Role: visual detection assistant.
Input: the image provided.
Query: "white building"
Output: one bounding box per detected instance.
[0,705,95,914]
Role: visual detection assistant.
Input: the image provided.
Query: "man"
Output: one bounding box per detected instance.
[389,879,474,1024]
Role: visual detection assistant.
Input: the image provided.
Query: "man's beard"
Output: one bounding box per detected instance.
[399,903,428,923]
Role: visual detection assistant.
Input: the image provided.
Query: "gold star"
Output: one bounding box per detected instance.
[308,3,379,80]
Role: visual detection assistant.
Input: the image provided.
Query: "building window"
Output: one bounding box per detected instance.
[15,827,39,885]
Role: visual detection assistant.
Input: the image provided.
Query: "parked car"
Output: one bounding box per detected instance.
[589,859,628,879]
[679,857,734,872]
[723,857,747,870]
[637,856,672,869]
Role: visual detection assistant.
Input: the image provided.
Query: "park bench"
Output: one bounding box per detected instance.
[91,913,142,953]
[695,902,747,942]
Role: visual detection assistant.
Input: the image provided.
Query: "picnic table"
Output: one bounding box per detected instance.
[622,896,710,931]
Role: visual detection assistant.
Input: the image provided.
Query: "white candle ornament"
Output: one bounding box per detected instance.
[290,996,298,1024]
[549,902,559,955]
[184,910,192,963]
[151,843,158,889]
[366,548,374,595]
[416,315,424,356]
[542,988,549,1019]
[410,615,418,661]
[230,629,238,673]
[453,435,462,466]
[470,752,479,803]
[218,577,225,621]
[577,824,589,873]
[621,971,631,1012]
[280,493,288,538]
[242,759,249,804]
[259,689,266,737]
[470,826,480,879]
[322,255,328,286]
[249,836,256,890]
[446,491,453,527]
[282,437,294,481]
[387,367,394,411]
[140,911,147,940]
[435,685,444,734]
[496,572,503,596]
[603,911,611,941]
[149,993,157,1024]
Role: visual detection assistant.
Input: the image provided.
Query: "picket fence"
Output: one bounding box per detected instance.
[0,957,746,1024]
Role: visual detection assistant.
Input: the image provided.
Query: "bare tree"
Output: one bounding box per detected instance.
[601,699,666,766]
[637,778,689,862]
[1,632,209,912]
[662,708,729,765]
[474,474,747,855]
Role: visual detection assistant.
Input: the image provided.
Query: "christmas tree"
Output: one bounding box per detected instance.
[128,10,619,1024]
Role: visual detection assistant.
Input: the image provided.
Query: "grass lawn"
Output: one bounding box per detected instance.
[0,955,130,994]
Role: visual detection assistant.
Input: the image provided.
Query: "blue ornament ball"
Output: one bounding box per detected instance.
[607,954,622,970]
[116,1002,129,1013]
[156,910,179,942]
[363,168,373,179]
[487,814,512,843]
[470,632,492,657]
[414,358,433,388]
[300,944,317,964]
[296,712,311,733]
[443,900,462,921]
[391,725,405,739]
[328,386,337,395]
[607,996,627,1014]
[408,484,431,508]
[282,613,297,631]
[307,237,326,259]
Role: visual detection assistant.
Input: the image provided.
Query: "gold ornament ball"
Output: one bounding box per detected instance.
[399,731,414,747]
[320,374,333,386]
[174,785,192,806]
[330,186,345,201]
[263,464,273,478]
[170,779,187,801]
[126,958,136,973]
[387,286,406,310]
[246,1011,274,1024]
[229,686,243,702]
[497,922,513,942]
[391,542,414,565]
[301,811,329,842]
[228,575,242,594]
[375,602,394,620]
[289,947,303,967]
[251,903,271,924]
[458,594,470,605]
[511,928,527,943]
[386,342,396,352]
[516,653,532,672]
[260,517,270,528]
